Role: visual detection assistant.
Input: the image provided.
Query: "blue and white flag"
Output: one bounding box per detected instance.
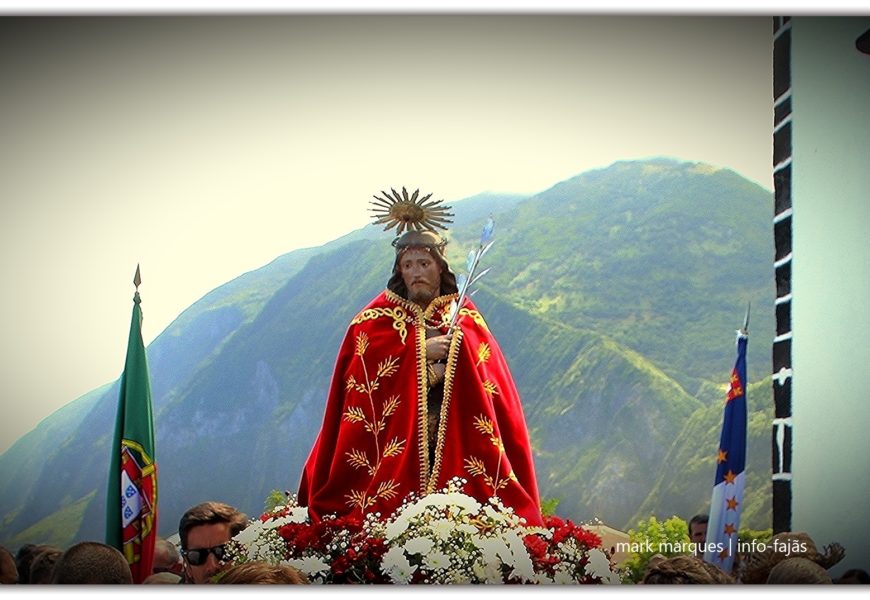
[703,331,748,574]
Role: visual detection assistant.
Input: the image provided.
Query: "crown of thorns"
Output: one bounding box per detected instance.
[369,187,454,236]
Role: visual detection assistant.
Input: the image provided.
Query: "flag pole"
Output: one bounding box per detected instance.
[703,307,749,575]
[106,265,158,583]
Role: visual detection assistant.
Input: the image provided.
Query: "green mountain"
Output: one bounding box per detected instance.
[628,377,775,531]
[0,159,775,549]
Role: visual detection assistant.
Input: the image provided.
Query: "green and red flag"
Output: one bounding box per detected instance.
[106,266,158,583]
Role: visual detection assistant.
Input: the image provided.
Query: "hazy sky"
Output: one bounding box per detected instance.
[0,15,774,454]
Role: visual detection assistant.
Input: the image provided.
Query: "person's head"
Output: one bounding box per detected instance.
[642,554,735,584]
[387,230,458,306]
[688,514,709,545]
[178,501,248,584]
[742,531,844,584]
[28,547,63,584]
[153,538,182,575]
[766,557,833,584]
[142,571,182,584]
[51,541,133,584]
[835,568,870,584]
[216,561,310,584]
[14,543,49,584]
[0,545,18,584]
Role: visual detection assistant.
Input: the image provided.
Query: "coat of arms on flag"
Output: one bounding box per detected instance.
[119,440,156,565]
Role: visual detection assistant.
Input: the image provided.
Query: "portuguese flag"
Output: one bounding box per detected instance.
[106,267,157,583]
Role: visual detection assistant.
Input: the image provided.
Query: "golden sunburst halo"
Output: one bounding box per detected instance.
[369,187,454,235]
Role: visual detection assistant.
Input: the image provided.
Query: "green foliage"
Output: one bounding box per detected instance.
[621,515,690,583]
[540,497,561,517]
[738,526,773,545]
[264,489,287,513]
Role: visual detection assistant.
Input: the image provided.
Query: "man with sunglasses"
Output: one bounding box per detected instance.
[177,501,248,584]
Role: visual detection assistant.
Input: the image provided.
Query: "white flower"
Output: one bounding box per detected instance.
[454,523,478,536]
[384,512,413,541]
[476,535,510,566]
[283,556,330,576]
[382,546,416,584]
[504,530,536,582]
[552,564,576,584]
[233,520,266,546]
[586,548,621,584]
[481,561,504,584]
[402,536,434,556]
[428,518,455,541]
[423,550,452,570]
[483,504,502,521]
[387,562,416,585]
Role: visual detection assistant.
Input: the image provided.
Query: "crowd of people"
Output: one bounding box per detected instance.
[0,500,867,585]
[637,513,866,585]
[0,501,309,585]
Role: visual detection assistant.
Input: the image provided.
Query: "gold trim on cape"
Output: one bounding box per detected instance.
[427,328,463,493]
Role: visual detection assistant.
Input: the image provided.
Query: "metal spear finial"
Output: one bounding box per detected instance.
[133,264,142,304]
[741,301,751,335]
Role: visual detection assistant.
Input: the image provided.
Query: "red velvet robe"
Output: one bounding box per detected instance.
[298,290,543,527]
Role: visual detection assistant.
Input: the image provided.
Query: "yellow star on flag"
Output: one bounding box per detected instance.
[724,523,737,536]
[726,496,739,511]
[717,449,728,463]
[723,470,737,485]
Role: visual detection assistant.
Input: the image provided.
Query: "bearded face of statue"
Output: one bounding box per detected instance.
[398,247,443,307]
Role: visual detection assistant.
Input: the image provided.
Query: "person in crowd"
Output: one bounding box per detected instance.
[14,543,52,584]
[299,187,542,527]
[152,537,183,576]
[178,501,248,584]
[642,554,735,584]
[0,545,18,584]
[216,561,309,584]
[687,513,708,558]
[51,541,133,584]
[27,546,63,584]
[835,568,870,584]
[766,557,833,584]
[740,531,844,584]
[142,572,182,584]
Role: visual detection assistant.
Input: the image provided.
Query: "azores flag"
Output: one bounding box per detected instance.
[703,330,748,574]
[106,267,158,583]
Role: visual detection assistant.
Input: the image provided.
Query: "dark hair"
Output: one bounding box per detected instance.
[387,246,458,299]
[178,501,248,550]
[0,545,18,584]
[642,555,735,584]
[52,541,133,584]
[688,514,709,533]
[216,561,310,584]
[28,547,63,584]
[836,568,870,584]
[766,557,832,584]
[14,543,50,584]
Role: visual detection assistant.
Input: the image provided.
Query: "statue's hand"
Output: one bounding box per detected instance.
[425,334,450,361]
[427,361,446,386]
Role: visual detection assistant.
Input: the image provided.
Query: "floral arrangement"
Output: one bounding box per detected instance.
[227,477,622,585]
